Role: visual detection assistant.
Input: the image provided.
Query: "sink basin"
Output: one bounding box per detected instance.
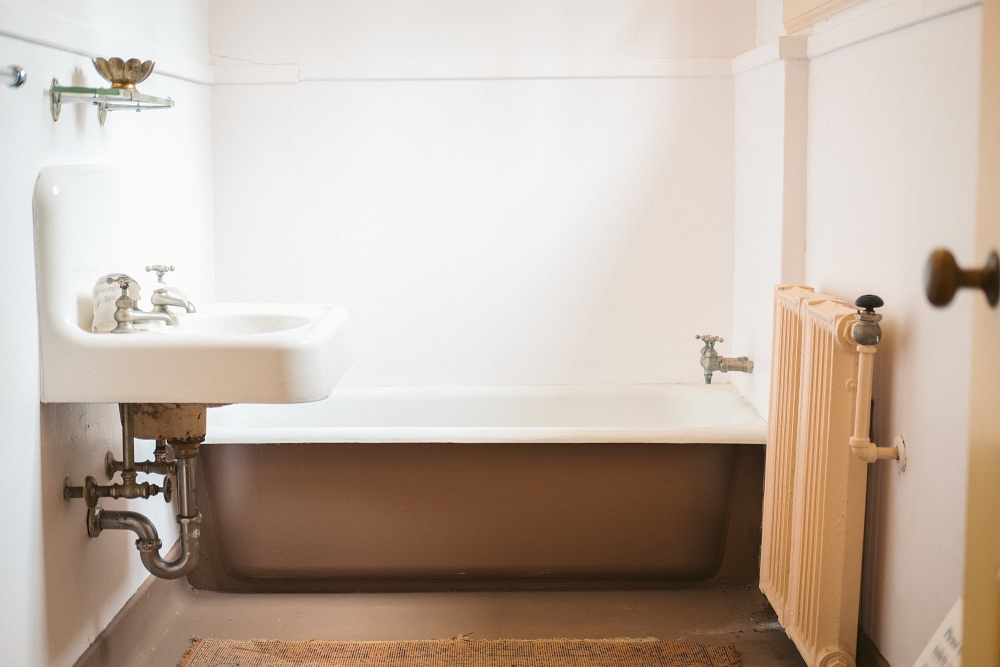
[33,165,352,404]
[153,310,312,336]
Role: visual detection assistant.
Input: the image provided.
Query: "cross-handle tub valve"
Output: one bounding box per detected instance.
[696,335,753,384]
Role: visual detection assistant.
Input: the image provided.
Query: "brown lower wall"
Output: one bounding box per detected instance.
[188,442,764,592]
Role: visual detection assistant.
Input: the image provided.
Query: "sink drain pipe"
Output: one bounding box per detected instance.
[64,404,204,580]
[87,440,201,579]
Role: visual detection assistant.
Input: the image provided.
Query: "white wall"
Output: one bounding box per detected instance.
[756,0,787,45]
[731,42,808,416]
[9,0,209,66]
[208,0,756,63]
[807,6,979,664]
[0,2,214,665]
[734,0,980,664]
[209,1,756,387]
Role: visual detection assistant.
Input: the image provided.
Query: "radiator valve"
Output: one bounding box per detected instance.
[852,294,883,346]
[849,295,900,465]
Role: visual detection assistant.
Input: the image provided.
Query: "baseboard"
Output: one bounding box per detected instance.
[857,626,893,667]
[72,544,186,667]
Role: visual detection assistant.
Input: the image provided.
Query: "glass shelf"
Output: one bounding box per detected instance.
[49,78,175,126]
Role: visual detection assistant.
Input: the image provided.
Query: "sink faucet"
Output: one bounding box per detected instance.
[145,265,196,314]
[107,276,176,333]
[696,335,753,384]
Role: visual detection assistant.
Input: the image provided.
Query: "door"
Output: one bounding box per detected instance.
[962,0,1000,662]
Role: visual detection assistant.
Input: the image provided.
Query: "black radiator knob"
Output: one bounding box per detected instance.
[855,294,884,312]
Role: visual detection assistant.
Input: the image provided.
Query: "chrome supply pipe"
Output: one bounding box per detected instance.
[87,447,202,580]
[120,404,136,489]
[65,404,204,580]
[65,404,171,504]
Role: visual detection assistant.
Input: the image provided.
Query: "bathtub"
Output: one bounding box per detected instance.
[190,384,768,592]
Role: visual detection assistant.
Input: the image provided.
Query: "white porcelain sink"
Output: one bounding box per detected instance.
[153,309,312,336]
[33,166,352,404]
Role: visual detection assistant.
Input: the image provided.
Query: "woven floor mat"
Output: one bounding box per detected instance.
[178,637,741,667]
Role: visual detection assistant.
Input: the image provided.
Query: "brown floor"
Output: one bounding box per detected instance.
[77,581,806,667]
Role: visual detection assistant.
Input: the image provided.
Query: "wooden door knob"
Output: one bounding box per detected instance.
[924,248,999,307]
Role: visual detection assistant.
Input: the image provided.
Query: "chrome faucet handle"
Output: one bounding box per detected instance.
[145,265,175,283]
[106,274,132,296]
[695,334,723,346]
[106,275,139,333]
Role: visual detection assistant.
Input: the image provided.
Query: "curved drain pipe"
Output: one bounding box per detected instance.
[86,440,202,580]
[64,404,207,580]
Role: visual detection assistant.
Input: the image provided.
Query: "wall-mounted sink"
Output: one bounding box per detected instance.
[152,308,312,337]
[33,165,352,404]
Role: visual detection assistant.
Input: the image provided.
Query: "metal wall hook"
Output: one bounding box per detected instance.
[925,248,999,307]
[2,65,26,88]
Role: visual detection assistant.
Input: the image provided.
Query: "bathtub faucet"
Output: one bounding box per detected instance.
[696,335,753,384]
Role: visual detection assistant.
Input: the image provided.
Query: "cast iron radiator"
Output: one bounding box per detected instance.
[760,285,873,667]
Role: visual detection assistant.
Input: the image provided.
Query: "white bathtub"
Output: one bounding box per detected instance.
[206,383,767,444]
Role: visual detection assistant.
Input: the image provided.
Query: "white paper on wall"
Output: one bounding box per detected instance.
[912,597,962,667]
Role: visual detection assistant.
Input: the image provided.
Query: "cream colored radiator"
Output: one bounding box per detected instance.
[760,285,897,667]
[760,285,815,626]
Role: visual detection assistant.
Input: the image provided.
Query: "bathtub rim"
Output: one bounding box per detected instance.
[205,426,767,445]
[204,383,767,445]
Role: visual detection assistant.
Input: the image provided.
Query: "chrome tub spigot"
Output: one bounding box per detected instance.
[696,334,753,384]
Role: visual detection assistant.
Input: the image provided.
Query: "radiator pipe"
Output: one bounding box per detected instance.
[849,295,899,464]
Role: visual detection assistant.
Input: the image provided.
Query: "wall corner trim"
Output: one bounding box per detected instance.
[0,1,214,85]
[732,37,807,75]
[736,0,983,74]
[784,0,869,34]
[805,0,981,59]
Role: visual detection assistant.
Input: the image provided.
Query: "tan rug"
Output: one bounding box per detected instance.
[178,637,741,667]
